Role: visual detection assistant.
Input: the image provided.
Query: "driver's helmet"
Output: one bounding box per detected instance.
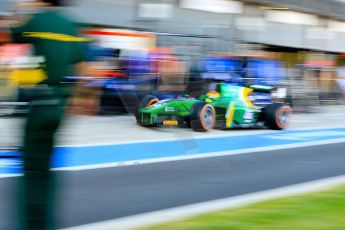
[205,91,220,102]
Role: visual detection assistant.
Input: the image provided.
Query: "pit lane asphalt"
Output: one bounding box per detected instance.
[1,141,345,229]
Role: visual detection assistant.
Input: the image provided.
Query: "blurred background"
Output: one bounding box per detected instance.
[1,1,345,230]
[1,0,345,116]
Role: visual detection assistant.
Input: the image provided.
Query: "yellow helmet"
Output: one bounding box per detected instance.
[205,91,220,102]
[207,91,220,98]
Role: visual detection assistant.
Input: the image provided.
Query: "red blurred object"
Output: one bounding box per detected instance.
[82,30,154,38]
[150,47,174,55]
[0,32,10,42]
[91,71,127,77]
[305,60,335,67]
[0,43,32,62]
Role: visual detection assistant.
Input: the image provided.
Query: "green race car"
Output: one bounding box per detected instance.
[136,83,292,132]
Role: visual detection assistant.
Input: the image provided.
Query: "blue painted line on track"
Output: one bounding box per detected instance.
[1,127,345,175]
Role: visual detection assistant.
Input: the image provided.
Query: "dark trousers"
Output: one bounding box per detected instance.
[20,95,64,230]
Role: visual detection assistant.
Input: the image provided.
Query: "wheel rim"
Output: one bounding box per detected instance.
[278,108,290,127]
[202,106,215,128]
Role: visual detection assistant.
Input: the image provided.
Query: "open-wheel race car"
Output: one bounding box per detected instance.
[136,83,292,132]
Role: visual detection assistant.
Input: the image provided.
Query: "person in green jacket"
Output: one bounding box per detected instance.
[10,0,88,229]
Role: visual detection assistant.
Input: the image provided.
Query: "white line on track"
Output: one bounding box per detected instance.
[54,137,345,171]
[1,137,345,178]
[57,125,345,148]
[58,130,276,147]
[60,174,345,230]
[0,174,21,179]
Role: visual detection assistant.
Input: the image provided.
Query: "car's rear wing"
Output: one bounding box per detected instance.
[250,85,289,105]
[250,85,275,93]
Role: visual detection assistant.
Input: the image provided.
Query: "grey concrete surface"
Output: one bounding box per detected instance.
[1,105,345,148]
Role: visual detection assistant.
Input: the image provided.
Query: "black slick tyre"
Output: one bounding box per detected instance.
[264,103,292,130]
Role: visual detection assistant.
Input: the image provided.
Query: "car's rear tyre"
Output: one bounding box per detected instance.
[190,102,216,132]
[136,95,159,125]
[264,103,292,130]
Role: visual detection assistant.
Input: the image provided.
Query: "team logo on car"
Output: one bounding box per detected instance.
[165,107,175,112]
[243,111,254,123]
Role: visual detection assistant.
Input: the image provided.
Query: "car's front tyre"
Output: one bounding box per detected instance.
[136,95,159,126]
